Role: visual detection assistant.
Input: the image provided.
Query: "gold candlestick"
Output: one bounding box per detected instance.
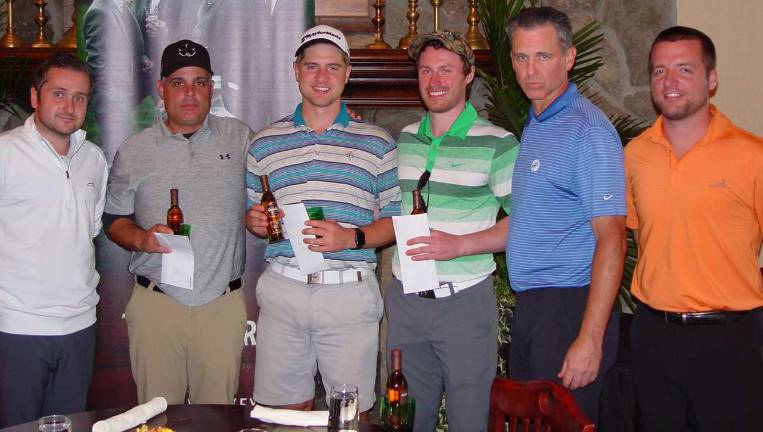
[465,0,488,49]
[367,0,391,49]
[431,0,442,32]
[57,7,78,48]
[31,0,52,48]
[0,0,22,48]
[398,0,419,49]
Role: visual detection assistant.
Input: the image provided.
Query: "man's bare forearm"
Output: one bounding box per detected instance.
[579,216,626,343]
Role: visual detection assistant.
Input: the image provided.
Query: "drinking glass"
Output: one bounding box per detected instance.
[328,383,359,432]
[38,415,71,432]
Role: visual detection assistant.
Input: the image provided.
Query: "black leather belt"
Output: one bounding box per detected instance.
[136,275,241,295]
[417,290,436,299]
[640,301,750,325]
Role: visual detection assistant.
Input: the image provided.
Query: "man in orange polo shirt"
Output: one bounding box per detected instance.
[625,26,763,431]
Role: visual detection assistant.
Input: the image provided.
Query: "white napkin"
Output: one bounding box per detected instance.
[250,405,329,427]
[91,397,168,432]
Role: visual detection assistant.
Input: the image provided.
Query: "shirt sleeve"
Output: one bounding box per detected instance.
[92,152,109,237]
[625,149,639,230]
[104,150,136,216]
[489,134,520,215]
[378,140,401,219]
[575,126,626,220]
[245,140,262,209]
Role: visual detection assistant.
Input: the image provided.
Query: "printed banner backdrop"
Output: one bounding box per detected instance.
[75,0,312,408]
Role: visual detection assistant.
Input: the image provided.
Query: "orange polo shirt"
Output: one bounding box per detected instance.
[625,106,763,312]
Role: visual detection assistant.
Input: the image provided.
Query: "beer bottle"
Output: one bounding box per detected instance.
[385,349,409,430]
[167,189,184,235]
[411,189,426,214]
[260,175,284,242]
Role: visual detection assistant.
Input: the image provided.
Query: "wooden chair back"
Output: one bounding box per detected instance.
[488,378,596,432]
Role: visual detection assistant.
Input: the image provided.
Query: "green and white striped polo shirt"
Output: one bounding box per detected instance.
[393,102,519,283]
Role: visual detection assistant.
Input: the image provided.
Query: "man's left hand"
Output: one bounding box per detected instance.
[406,229,463,261]
[558,335,601,390]
[303,220,354,252]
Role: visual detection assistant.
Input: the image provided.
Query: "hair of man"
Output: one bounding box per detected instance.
[507,6,573,53]
[649,25,716,77]
[296,40,350,65]
[31,53,93,95]
[415,40,474,98]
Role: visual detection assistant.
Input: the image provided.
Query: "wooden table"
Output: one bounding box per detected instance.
[0,404,383,431]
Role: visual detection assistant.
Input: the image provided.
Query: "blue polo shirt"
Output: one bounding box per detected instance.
[507,83,625,291]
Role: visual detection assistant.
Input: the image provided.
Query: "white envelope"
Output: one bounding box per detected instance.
[154,233,194,290]
[281,203,330,275]
[393,214,439,294]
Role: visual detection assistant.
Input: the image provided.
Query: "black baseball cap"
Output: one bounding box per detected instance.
[160,39,213,78]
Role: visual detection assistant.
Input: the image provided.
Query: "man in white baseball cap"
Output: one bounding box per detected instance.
[246,25,400,418]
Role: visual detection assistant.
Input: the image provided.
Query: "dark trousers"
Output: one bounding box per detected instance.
[385,277,498,432]
[631,305,763,432]
[0,324,96,428]
[509,287,619,425]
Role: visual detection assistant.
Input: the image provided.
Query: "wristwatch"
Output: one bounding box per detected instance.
[352,228,366,250]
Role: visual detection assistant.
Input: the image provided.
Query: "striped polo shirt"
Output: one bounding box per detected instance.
[246,103,401,269]
[507,83,625,291]
[393,102,519,282]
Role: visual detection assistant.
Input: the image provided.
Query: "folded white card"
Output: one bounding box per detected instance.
[91,396,167,432]
[393,214,439,294]
[250,405,329,427]
[154,233,194,290]
[282,203,330,275]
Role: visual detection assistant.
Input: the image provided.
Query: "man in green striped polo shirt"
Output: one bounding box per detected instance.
[385,31,519,432]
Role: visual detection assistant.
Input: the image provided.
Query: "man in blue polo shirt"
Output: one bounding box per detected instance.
[505,7,626,423]
[244,25,400,417]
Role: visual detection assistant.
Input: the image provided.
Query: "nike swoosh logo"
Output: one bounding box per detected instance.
[450,162,465,168]
[602,194,613,201]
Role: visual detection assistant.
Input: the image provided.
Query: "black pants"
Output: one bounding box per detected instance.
[631,306,763,432]
[0,325,96,428]
[509,287,619,425]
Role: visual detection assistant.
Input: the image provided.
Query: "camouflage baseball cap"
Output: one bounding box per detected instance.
[407,30,475,67]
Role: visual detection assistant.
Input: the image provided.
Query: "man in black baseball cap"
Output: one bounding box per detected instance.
[103,39,253,405]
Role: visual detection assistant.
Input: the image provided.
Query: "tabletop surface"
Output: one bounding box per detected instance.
[0,404,383,432]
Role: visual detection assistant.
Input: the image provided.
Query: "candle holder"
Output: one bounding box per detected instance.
[398,0,419,49]
[367,0,390,49]
[431,0,442,32]
[465,0,488,49]
[0,0,21,48]
[30,0,52,48]
[57,7,77,48]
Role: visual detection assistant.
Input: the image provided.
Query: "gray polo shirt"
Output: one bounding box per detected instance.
[106,115,254,306]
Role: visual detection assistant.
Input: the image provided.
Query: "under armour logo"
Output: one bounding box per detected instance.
[178,43,197,57]
[219,153,231,160]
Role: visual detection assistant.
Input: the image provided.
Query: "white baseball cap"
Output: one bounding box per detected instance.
[295,25,350,57]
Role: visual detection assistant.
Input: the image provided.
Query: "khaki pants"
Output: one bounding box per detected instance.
[125,282,247,404]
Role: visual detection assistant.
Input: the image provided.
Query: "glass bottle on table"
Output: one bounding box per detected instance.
[384,349,411,431]
[167,188,184,235]
[259,175,284,242]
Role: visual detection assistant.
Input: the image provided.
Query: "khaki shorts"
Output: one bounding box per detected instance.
[253,265,383,412]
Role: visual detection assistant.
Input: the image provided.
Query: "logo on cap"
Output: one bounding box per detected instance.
[178,43,197,58]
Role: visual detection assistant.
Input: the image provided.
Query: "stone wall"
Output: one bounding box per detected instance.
[349,0,677,135]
